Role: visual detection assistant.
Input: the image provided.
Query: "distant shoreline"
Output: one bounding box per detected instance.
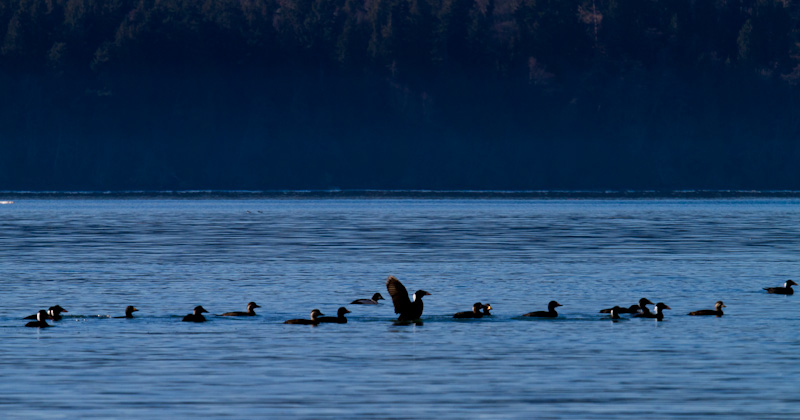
[2,190,800,200]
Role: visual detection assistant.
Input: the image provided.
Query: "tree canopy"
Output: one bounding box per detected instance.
[2,0,800,190]
[3,0,799,81]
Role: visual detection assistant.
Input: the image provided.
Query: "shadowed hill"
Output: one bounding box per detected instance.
[2,0,799,190]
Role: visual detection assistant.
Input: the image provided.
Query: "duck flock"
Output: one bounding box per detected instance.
[23,276,798,328]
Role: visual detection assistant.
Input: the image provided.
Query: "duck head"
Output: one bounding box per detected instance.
[654,302,671,313]
[412,290,431,302]
[37,309,49,322]
[310,309,324,320]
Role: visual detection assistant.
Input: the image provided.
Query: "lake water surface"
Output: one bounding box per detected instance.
[1,197,798,419]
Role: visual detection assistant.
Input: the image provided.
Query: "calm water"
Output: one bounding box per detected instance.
[1,198,798,419]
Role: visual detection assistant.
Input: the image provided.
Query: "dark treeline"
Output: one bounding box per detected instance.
[2,0,800,190]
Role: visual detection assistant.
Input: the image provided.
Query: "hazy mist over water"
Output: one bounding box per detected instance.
[1,197,799,419]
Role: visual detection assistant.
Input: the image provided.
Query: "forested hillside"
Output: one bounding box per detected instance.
[2,0,799,190]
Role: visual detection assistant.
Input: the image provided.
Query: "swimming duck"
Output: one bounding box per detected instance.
[48,305,68,320]
[482,303,492,316]
[182,306,208,322]
[25,310,51,328]
[764,280,797,295]
[24,305,68,321]
[609,307,621,320]
[386,276,430,322]
[114,306,139,318]
[688,301,725,316]
[351,293,385,305]
[523,301,562,318]
[453,302,484,319]
[600,298,653,315]
[317,307,351,323]
[47,305,68,321]
[635,302,671,320]
[220,302,261,316]
[600,304,640,314]
[284,309,324,325]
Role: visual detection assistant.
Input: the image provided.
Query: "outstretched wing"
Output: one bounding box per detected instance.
[386,276,410,315]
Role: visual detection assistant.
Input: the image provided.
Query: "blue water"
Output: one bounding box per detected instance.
[1,198,798,419]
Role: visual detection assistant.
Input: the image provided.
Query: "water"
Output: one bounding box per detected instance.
[1,197,798,419]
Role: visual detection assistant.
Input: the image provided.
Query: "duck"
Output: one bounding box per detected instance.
[635,302,671,320]
[317,307,351,323]
[600,298,653,315]
[114,306,139,319]
[25,310,51,328]
[220,302,261,316]
[599,304,640,314]
[351,293,385,305]
[688,301,725,316]
[46,305,68,321]
[482,303,492,316]
[609,307,621,320]
[764,280,797,295]
[182,306,208,322]
[47,305,68,321]
[386,276,430,322]
[634,298,655,316]
[523,301,562,318]
[24,305,68,321]
[284,309,324,325]
[453,302,484,319]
